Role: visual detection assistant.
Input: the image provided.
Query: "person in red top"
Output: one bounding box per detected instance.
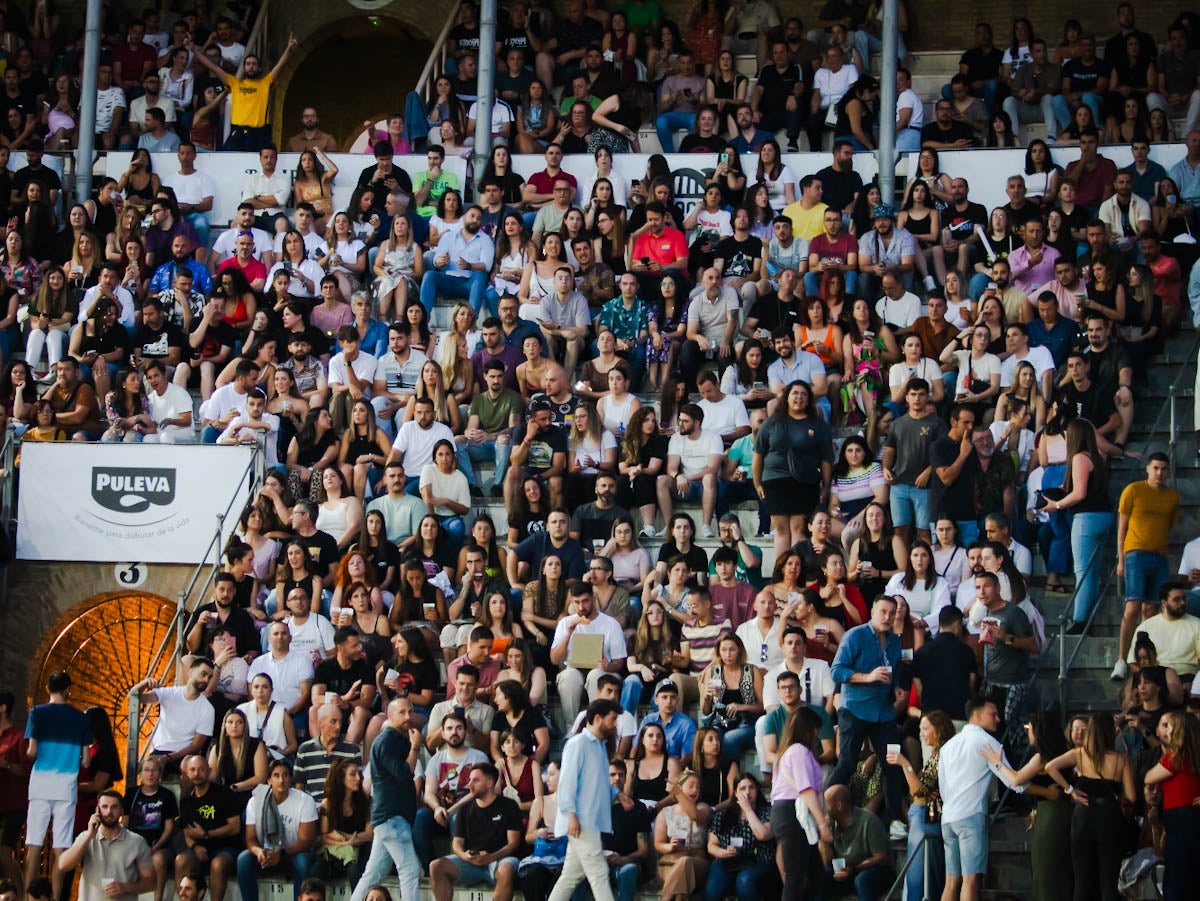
[1140,232,1184,336]
[1064,128,1117,213]
[0,689,29,890]
[112,21,160,94]
[804,207,859,297]
[1144,710,1200,901]
[216,232,269,293]
[630,201,690,303]
[521,143,578,215]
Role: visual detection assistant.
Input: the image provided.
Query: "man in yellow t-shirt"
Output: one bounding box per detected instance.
[1114,453,1181,680]
[188,32,298,151]
[781,174,829,242]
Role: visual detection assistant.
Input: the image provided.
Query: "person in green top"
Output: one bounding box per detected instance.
[818,784,894,896]
[620,0,661,34]
[457,358,525,496]
[761,669,836,770]
[706,513,765,588]
[596,273,652,387]
[413,146,460,219]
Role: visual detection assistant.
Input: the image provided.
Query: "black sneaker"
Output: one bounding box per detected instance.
[786,142,799,153]
[469,485,483,498]
[1063,621,1087,636]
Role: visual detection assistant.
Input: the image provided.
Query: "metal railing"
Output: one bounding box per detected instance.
[883,829,932,899]
[414,0,464,104]
[239,0,271,79]
[1055,329,1200,712]
[124,440,266,780]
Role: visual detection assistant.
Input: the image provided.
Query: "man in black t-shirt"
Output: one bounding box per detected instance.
[603,760,652,894]
[569,474,629,554]
[921,100,976,149]
[1081,314,1134,445]
[1059,34,1110,127]
[1056,352,1119,439]
[447,2,482,66]
[500,1,541,69]
[10,141,63,206]
[751,41,805,150]
[184,572,260,659]
[930,406,981,544]
[912,606,978,720]
[536,0,603,87]
[289,501,341,579]
[507,397,568,509]
[715,207,763,308]
[134,299,188,368]
[933,178,988,286]
[175,755,242,900]
[742,268,801,363]
[430,763,522,897]
[312,629,376,744]
[815,141,864,217]
[954,22,1003,110]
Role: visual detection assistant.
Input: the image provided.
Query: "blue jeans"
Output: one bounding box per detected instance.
[1052,93,1104,131]
[956,519,980,547]
[854,29,906,68]
[437,514,466,554]
[621,672,653,715]
[704,858,772,901]
[829,708,904,822]
[456,439,509,491]
[200,425,221,444]
[1124,550,1168,603]
[350,816,420,901]
[1071,511,1114,622]
[968,271,992,302]
[1038,463,1071,573]
[611,861,641,901]
[906,802,946,901]
[413,806,453,870]
[655,110,696,153]
[822,863,895,901]
[419,269,488,315]
[719,723,756,759]
[805,270,857,297]
[235,850,314,901]
[896,127,922,153]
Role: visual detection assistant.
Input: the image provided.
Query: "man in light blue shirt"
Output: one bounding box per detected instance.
[637,680,696,758]
[766,326,830,419]
[418,205,494,315]
[547,699,622,901]
[1169,129,1200,205]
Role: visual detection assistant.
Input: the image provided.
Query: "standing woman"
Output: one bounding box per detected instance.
[847,501,907,603]
[1144,712,1200,901]
[770,707,833,900]
[752,379,834,561]
[1043,420,1111,632]
[1044,714,1136,901]
[888,710,955,901]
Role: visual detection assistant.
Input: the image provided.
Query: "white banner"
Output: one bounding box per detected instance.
[16,443,257,563]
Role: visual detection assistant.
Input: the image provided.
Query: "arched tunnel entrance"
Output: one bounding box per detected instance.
[280,17,432,149]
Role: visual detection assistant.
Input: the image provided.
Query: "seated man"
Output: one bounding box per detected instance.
[175,756,242,901]
[235,760,318,901]
[311,627,375,744]
[293,704,360,802]
[427,665,495,754]
[419,205,493,315]
[415,710,489,870]
[456,358,523,497]
[504,398,568,511]
[550,579,627,729]
[819,784,894,897]
[678,267,738,391]
[595,273,651,388]
[445,627,503,702]
[637,679,696,759]
[133,657,215,775]
[537,265,591,376]
[428,764,521,901]
[656,403,724,540]
[629,201,689,305]
[506,508,586,587]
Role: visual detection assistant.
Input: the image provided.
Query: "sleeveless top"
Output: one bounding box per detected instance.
[239,701,289,759]
[1073,452,1110,513]
[346,429,380,464]
[796,325,838,366]
[903,210,934,237]
[530,267,556,298]
[316,500,350,538]
[602,392,635,434]
[632,754,669,804]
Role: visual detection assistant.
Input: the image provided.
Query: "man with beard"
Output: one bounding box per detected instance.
[189,34,298,151]
[185,572,258,658]
[858,203,917,299]
[931,406,980,545]
[419,205,494,317]
[149,234,212,296]
[175,756,242,901]
[1007,219,1059,299]
[630,202,689,304]
[58,792,154,901]
[133,298,188,381]
[932,178,987,287]
[415,712,489,869]
[458,359,523,496]
[312,630,376,744]
[969,428,1016,530]
[766,326,830,418]
[714,207,764,308]
[979,259,1029,327]
[134,658,215,774]
[570,473,629,553]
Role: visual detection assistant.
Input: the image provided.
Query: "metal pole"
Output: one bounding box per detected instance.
[877,0,898,201]
[75,0,104,204]
[473,0,498,194]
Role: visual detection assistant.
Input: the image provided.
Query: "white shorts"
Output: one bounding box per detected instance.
[26,798,77,849]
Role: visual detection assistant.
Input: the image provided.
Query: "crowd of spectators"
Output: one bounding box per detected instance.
[0,2,1200,901]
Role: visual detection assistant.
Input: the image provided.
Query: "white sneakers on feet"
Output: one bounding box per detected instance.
[888,820,908,841]
[699,523,715,539]
[639,525,657,540]
[1111,659,1129,681]
[923,275,937,291]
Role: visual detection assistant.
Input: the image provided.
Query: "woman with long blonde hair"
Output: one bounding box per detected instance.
[372,214,423,322]
[404,359,461,432]
[434,328,476,411]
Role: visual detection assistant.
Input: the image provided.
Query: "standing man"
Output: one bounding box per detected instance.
[134,658,216,774]
[969,572,1036,754]
[883,379,948,545]
[350,699,422,901]
[546,700,622,901]
[23,671,90,901]
[829,596,905,835]
[0,689,27,893]
[1113,453,1180,680]
[188,34,298,151]
[57,792,154,901]
[937,697,1025,901]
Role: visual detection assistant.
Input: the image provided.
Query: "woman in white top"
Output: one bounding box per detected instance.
[238,672,298,761]
[159,47,194,114]
[419,439,471,547]
[319,212,367,299]
[942,271,975,329]
[889,333,944,406]
[599,516,653,592]
[315,467,363,551]
[1022,139,1060,206]
[517,233,570,320]
[596,361,641,437]
[566,401,618,508]
[932,518,973,596]
[372,215,423,323]
[940,324,1001,423]
[266,230,324,299]
[489,211,534,309]
[428,189,464,250]
[883,540,950,633]
[581,146,629,209]
[756,141,796,211]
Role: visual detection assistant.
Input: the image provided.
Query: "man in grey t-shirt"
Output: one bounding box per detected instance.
[881,378,947,544]
[972,572,1035,755]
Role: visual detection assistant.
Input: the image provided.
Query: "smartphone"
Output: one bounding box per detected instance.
[282,260,293,272]
[641,256,651,266]
[718,152,730,167]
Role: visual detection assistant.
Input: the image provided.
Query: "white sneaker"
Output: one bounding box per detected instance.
[1110,659,1129,681]
[923,275,937,291]
[699,523,715,539]
[888,820,908,841]
[640,525,657,540]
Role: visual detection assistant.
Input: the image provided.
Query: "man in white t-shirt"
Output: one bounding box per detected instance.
[550,582,627,729]
[248,624,315,722]
[999,322,1055,397]
[239,761,319,901]
[278,586,336,661]
[658,403,724,538]
[895,67,924,153]
[142,360,195,443]
[162,142,216,248]
[135,657,215,771]
[875,271,921,332]
[695,369,750,447]
[327,326,378,433]
[1178,534,1200,614]
[388,395,456,495]
[466,95,515,142]
[217,388,281,467]
[210,203,275,270]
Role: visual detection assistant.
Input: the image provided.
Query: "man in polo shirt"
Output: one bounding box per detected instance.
[766,326,829,419]
[679,267,737,391]
[630,201,688,304]
[293,705,360,802]
[189,34,297,151]
[804,207,858,296]
[58,792,154,901]
[419,205,494,317]
[551,582,627,728]
[522,143,577,216]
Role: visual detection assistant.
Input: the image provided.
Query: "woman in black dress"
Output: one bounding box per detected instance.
[617,405,668,538]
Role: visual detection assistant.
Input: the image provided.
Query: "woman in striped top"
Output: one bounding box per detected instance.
[829,435,887,545]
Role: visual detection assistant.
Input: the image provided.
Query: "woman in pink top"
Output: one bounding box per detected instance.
[770,708,834,900]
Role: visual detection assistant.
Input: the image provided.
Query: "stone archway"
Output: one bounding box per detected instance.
[28,592,179,792]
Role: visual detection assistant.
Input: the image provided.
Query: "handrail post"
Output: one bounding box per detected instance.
[1168,382,1177,482]
[125,690,140,789]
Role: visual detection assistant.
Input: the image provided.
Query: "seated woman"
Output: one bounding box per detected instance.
[654,769,712,900]
[207,708,267,808]
[311,759,371,887]
[643,555,694,626]
[566,401,618,510]
[101,367,154,443]
[628,722,682,813]
[704,774,775,901]
[314,467,363,552]
[491,681,551,767]
[286,409,340,502]
[496,640,549,708]
[495,727,543,816]
[329,548,386,615]
[237,673,299,762]
[451,589,524,659]
[599,517,653,594]
[68,296,128,400]
[883,540,952,634]
[388,556,448,659]
[419,439,471,551]
[847,502,907,602]
[691,726,739,813]
[698,633,764,760]
[338,397,391,501]
[371,627,439,743]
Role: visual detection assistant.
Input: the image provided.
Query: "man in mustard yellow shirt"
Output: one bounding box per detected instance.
[1114,452,1181,680]
[188,32,298,151]
[781,174,828,242]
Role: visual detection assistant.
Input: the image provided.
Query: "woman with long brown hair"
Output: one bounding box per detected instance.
[207,708,268,806]
[312,758,371,885]
[1144,711,1200,901]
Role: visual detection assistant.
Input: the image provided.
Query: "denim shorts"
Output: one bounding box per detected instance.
[890,483,931,529]
[446,855,520,886]
[942,813,989,876]
[1124,550,1169,604]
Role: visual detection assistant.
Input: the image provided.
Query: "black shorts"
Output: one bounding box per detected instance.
[0,810,21,847]
[763,478,820,517]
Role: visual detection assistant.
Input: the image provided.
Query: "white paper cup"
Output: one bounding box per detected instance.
[325,693,339,706]
[886,743,901,758]
[833,858,846,873]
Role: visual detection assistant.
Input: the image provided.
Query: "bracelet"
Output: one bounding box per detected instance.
[1064,785,1075,795]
